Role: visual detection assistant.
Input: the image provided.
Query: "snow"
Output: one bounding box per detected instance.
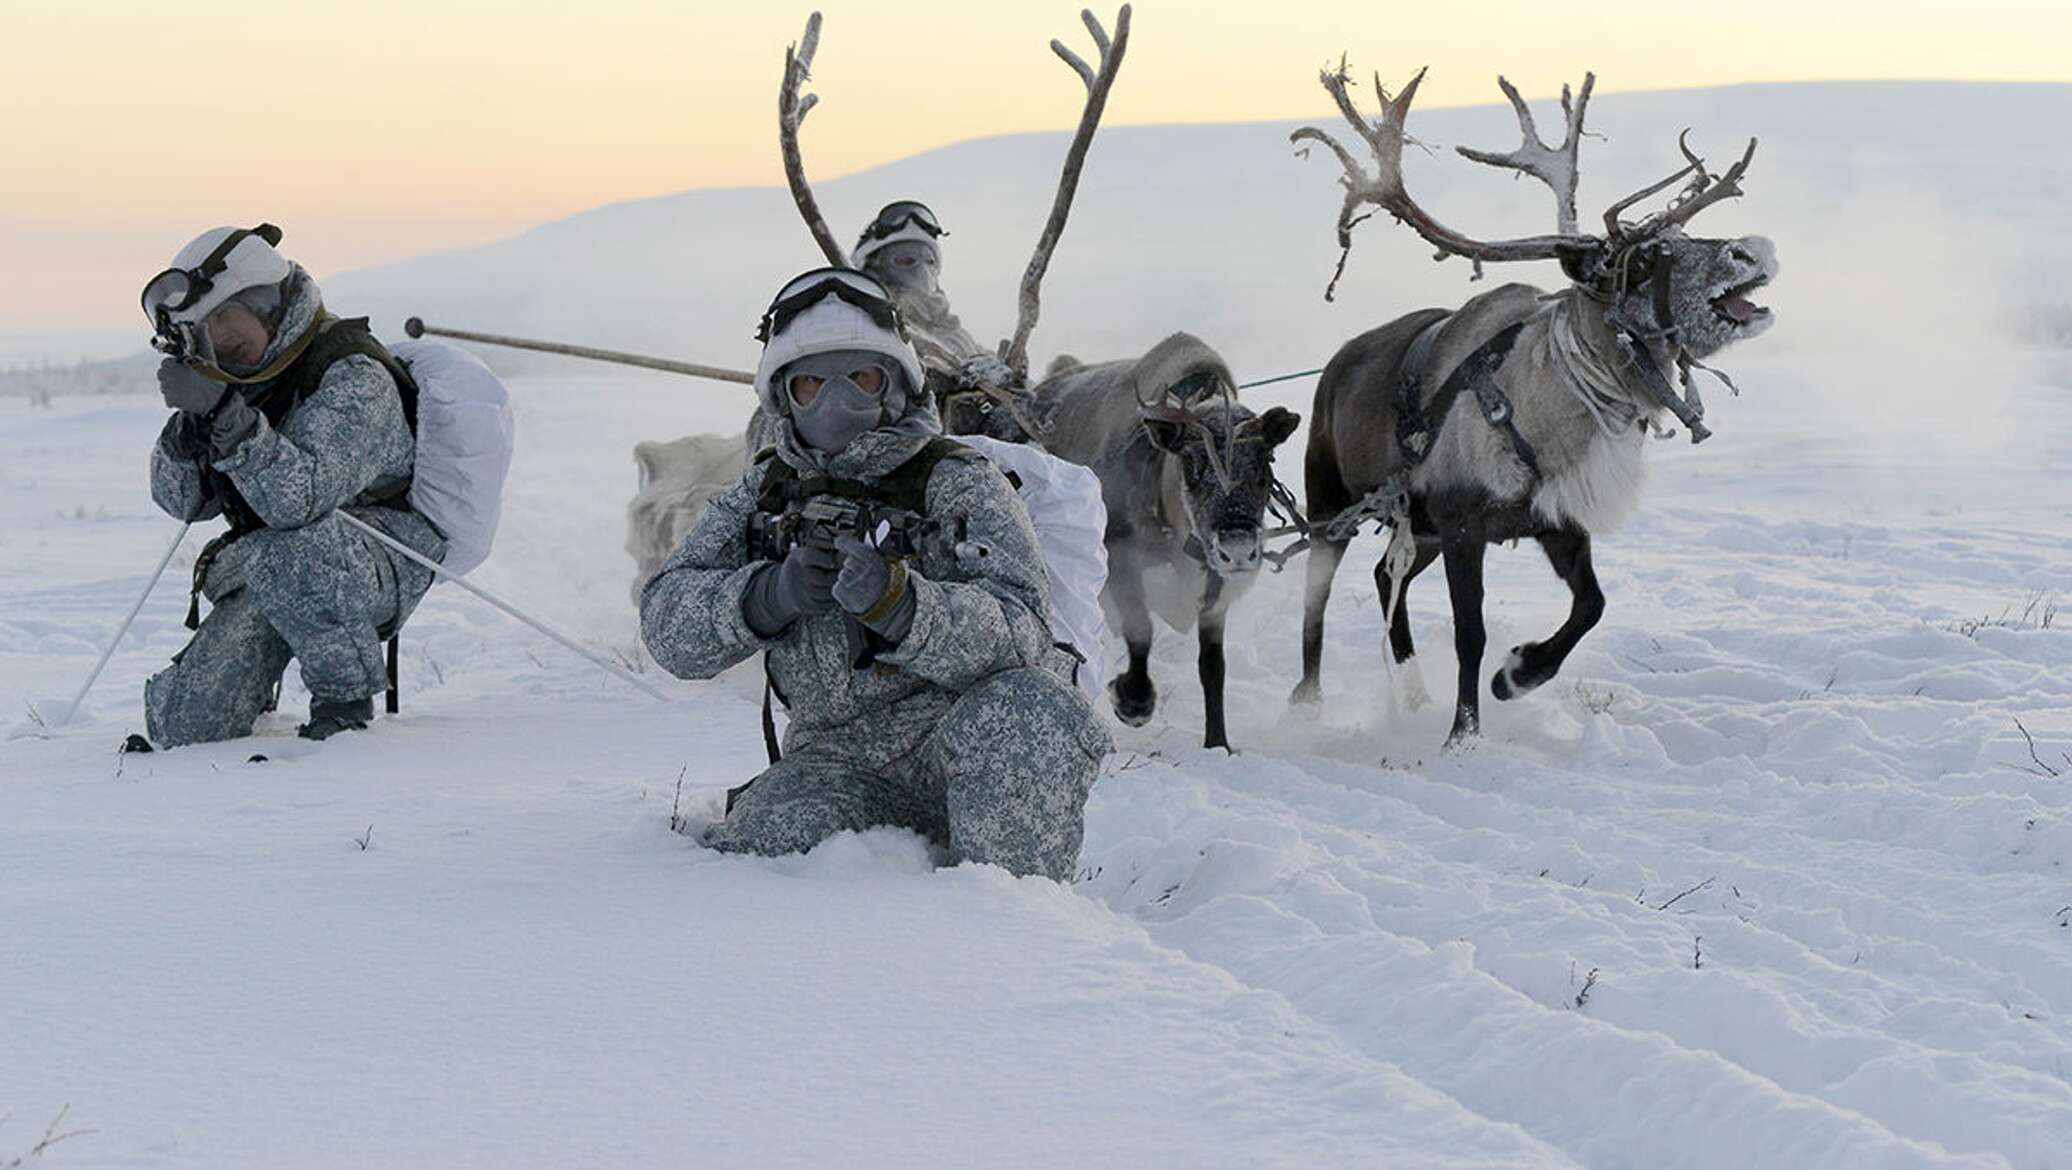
[5,80,2072,1168]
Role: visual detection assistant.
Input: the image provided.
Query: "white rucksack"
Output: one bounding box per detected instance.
[390,339,516,577]
[957,435,1110,701]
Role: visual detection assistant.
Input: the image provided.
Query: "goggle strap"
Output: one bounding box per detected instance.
[145,223,284,317]
[193,223,277,281]
[758,278,905,344]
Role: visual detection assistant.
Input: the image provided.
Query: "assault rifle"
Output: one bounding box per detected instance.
[749,496,986,669]
[148,311,205,367]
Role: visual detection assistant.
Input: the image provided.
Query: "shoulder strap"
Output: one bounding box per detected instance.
[328,317,419,432]
[872,436,978,514]
[753,449,799,515]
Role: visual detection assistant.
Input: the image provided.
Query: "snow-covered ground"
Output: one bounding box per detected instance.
[5,338,2068,1167]
[7,79,2072,1168]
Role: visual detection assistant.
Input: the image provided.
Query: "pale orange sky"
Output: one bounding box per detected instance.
[3,0,2068,336]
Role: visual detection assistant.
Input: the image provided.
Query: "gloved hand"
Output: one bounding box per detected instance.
[956,353,1019,393]
[162,411,212,461]
[833,533,917,643]
[207,393,262,459]
[157,358,228,415]
[740,539,840,637]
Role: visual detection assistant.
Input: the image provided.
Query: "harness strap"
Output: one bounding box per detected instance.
[184,529,241,630]
[1393,317,1448,461]
[760,661,783,766]
[1397,321,1540,479]
[1623,335,1712,443]
[753,436,976,517]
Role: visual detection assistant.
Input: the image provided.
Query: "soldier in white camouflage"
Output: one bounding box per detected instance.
[136,225,443,748]
[642,268,1110,881]
[744,200,1022,450]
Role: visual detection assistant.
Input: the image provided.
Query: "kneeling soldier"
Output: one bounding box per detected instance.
[136,224,443,747]
[641,268,1111,880]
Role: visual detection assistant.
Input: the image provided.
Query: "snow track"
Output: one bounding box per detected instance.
[4,350,2067,1166]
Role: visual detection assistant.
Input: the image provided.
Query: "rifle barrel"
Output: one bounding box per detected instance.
[403,318,755,385]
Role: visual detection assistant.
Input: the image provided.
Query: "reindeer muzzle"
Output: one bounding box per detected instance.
[1205,528,1264,575]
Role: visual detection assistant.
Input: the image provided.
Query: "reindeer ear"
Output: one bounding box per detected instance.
[1258,407,1302,448]
[1142,417,1187,453]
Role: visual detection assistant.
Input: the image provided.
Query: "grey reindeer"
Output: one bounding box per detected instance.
[1034,333,1301,750]
[1288,63,1779,744]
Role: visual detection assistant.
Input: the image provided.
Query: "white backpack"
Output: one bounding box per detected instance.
[957,435,1110,701]
[390,339,515,577]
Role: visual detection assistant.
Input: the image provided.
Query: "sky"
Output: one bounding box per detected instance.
[3,0,2068,342]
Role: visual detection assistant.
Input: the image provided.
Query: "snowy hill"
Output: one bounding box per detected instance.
[4,80,2071,1168]
[324,80,2072,381]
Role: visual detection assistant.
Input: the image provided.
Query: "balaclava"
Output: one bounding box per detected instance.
[782,348,912,454]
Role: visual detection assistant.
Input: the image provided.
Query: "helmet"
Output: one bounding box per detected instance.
[140,224,292,333]
[851,201,945,268]
[753,268,926,414]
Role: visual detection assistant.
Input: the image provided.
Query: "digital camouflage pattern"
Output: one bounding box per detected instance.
[640,402,1111,881]
[144,271,444,746]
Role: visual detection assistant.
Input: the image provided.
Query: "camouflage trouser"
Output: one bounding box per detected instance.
[706,667,1111,881]
[144,511,432,747]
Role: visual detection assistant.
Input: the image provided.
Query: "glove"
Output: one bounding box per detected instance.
[956,353,1018,393]
[157,358,227,416]
[833,533,917,643]
[741,539,840,637]
[207,394,262,459]
[162,411,212,461]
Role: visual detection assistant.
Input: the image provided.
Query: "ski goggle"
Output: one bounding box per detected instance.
[860,201,944,244]
[756,268,907,344]
[139,223,283,325]
[787,363,890,404]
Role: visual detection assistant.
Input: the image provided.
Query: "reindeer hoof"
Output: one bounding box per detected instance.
[1109,676,1157,727]
[1491,646,1542,702]
[1289,678,1323,708]
[1444,710,1480,748]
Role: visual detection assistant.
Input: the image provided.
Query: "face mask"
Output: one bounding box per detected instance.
[786,350,895,453]
[868,241,941,295]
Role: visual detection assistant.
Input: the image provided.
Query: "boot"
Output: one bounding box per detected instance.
[299,697,373,741]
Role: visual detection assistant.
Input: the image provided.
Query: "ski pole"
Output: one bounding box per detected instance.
[403,318,754,386]
[53,522,191,726]
[335,512,670,702]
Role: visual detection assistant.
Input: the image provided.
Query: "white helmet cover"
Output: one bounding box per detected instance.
[144,225,293,328]
[851,222,942,268]
[753,278,928,414]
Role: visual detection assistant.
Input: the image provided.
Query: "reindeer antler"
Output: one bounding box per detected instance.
[1605,131,1759,243]
[1002,5,1132,376]
[1291,62,1591,299]
[1454,73,1595,234]
[778,12,847,268]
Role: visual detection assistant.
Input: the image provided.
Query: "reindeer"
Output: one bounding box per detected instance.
[1033,334,1301,750]
[1287,63,1779,744]
[625,435,746,605]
